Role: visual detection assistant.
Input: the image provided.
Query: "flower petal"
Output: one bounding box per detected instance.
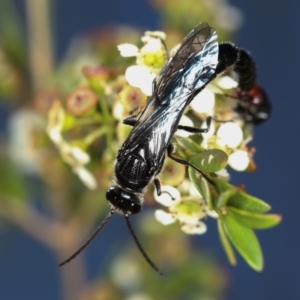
[190,88,215,114]
[228,150,250,171]
[117,43,139,57]
[181,221,207,235]
[154,185,181,206]
[217,75,238,89]
[217,122,243,148]
[125,65,155,96]
[73,167,98,190]
[71,146,91,164]
[155,210,176,225]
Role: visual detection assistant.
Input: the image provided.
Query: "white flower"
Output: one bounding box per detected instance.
[154,186,216,235]
[125,65,156,96]
[206,209,219,219]
[112,101,128,121]
[117,43,139,57]
[60,144,90,165]
[8,109,44,175]
[190,88,215,114]
[143,31,166,42]
[154,210,176,225]
[153,185,181,206]
[181,221,207,235]
[119,31,167,97]
[140,35,164,53]
[73,165,98,190]
[216,75,238,89]
[170,198,207,224]
[215,168,230,179]
[228,150,250,171]
[59,142,98,190]
[217,122,243,148]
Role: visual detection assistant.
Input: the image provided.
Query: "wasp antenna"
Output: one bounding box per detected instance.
[59,209,115,267]
[124,214,164,278]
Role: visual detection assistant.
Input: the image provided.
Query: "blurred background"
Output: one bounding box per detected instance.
[0,0,299,299]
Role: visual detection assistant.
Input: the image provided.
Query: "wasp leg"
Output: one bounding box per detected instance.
[123,115,138,126]
[177,116,212,134]
[153,178,162,196]
[167,144,215,186]
[153,178,175,199]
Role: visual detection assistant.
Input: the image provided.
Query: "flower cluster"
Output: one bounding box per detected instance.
[195,76,254,172]
[154,184,218,234]
[47,100,97,190]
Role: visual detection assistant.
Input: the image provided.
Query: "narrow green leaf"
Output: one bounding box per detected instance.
[217,219,237,266]
[228,190,271,213]
[221,213,264,271]
[215,189,237,209]
[188,167,212,206]
[190,149,228,173]
[227,207,282,229]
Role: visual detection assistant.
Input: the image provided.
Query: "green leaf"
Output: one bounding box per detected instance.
[213,178,235,193]
[215,189,237,209]
[175,136,203,153]
[228,190,271,213]
[188,167,212,207]
[217,219,237,266]
[227,207,282,229]
[221,213,264,271]
[190,149,228,173]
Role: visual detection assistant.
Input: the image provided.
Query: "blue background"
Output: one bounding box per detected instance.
[0,0,299,299]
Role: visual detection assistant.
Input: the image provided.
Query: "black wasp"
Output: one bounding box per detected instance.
[59,23,268,274]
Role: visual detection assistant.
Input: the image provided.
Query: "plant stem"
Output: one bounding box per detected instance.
[0,197,61,249]
[56,245,87,300]
[25,0,55,90]
[84,126,108,147]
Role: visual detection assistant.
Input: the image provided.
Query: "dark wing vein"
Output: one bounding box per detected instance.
[154,22,219,101]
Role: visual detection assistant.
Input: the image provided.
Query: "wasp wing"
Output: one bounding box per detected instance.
[121,23,219,164]
[154,22,219,102]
